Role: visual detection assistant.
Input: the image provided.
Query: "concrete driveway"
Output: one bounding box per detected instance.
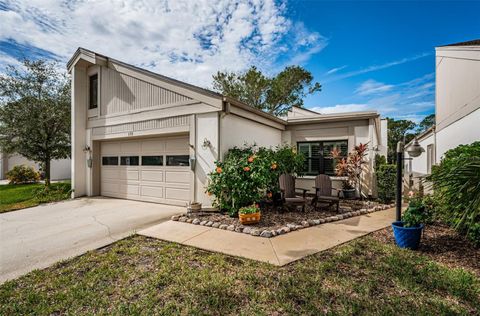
[0,197,184,284]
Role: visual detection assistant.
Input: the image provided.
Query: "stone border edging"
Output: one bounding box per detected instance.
[171,203,395,238]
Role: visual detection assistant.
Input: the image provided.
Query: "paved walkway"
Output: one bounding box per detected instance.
[139,208,395,266]
[0,197,184,284]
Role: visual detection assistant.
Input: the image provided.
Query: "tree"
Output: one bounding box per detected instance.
[0,59,70,187]
[386,118,416,163]
[212,65,321,116]
[417,113,435,133]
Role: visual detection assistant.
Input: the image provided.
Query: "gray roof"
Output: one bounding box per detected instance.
[439,39,480,47]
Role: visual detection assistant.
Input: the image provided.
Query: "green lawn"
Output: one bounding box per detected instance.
[0,234,478,315]
[0,182,71,213]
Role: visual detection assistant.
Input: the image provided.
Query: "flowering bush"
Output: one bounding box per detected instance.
[6,165,40,184]
[206,144,304,216]
[239,204,260,215]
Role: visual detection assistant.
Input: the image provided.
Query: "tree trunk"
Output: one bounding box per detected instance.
[44,159,51,187]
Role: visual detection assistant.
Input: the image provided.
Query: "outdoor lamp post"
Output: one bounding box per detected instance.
[395,137,424,221]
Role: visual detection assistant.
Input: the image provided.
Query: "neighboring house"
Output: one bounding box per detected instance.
[68,48,386,207]
[405,39,480,187]
[0,152,71,181]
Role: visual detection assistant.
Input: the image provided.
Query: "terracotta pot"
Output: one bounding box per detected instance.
[239,212,261,225]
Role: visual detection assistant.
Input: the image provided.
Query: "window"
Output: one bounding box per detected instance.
[102,156,118,166]
[142,155,163,166]
[427,144,434,174]
[297,140,348,176]
[166,155,190,166]
[89,74,98,109]
[120,156,139,166]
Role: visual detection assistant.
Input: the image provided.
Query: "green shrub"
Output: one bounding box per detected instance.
[34,182,71,203]
[206,144,304,216]
[6,165,40,184]
[402,195,433,227]
[467,223,480,247]
[374,154,387,169]
[376,164,396,203]
[428,141,480,244]
[239,204,260,215]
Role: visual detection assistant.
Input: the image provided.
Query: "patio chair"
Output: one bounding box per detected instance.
[279,174,308,212]
[311,174,340,212]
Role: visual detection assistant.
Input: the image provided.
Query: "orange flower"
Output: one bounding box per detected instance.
[248,156,254,163]
[216,166,222,173]
[243,166,251,172]
[271,163,278,170]
[267,192,273,198]
[207,191,212,196]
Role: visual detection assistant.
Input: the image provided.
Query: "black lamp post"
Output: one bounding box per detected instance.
[395,137,424,221]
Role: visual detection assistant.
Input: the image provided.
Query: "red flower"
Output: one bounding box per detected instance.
[216,167,222,174]
[248,156,254,163]
[243,166,251,172]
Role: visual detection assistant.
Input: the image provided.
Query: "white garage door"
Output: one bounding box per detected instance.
[100,136,192,206]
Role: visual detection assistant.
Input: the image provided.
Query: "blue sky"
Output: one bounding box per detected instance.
[1,0,479,122]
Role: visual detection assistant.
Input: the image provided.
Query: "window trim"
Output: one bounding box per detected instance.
[141,155,164,166]
[297,140,348,176]
[89,73,98,110]
[166,155,190,167]
[120,156,140,166]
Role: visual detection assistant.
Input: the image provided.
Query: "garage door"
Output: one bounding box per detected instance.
[100,136,192,206]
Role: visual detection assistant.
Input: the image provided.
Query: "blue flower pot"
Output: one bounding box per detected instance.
[391,221,424,250]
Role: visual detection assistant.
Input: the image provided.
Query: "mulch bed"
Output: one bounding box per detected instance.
[371,223,480,276]
[179,200,392,235]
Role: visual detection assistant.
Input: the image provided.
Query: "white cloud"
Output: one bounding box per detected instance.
[325,52,431,82]
[309,103,372,114]
[325,65,347,75]
[355,79,393,96]
[0,0,325,87]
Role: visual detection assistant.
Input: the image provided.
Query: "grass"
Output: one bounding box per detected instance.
[0,235,478,315]
[0,182,71,213]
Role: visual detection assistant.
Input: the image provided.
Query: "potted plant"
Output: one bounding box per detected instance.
[332,143,369,199]
[238,204,261,225]
[391,196,427,250]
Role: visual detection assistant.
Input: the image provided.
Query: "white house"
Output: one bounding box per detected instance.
[0,153,70,181]
[405,39,480,180]
[68,48,386,207]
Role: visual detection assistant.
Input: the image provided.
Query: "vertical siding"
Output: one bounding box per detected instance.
[101,67,192,116]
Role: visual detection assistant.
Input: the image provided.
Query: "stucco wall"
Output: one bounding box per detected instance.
[435,47,480,132]
[0,154,71,180]
[219,113,283,157]
[436,107,480,161]
[286,119,377,197]
[195,112,220,207]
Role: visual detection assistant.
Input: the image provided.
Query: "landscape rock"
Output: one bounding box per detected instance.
[313,219,320,225]
[337,215,344,220]
[301,221,310,227]
[205,221,213,227]
[192,218,201,225]
[319,219,326,224]
[271,230,277,237]
[200,220,208,226]
[308,219,316,226]
[295,225,303,230]
[242,227,252,234]
[276,228,285,235]
[171,215,180,221]
[235,226,243,233]
[178,216,187,222]
[186,218,193,223]
[250,229,260,236]
[227,225,235,231]
[330,216,339,221]
[287,223,297,230]
[212,222,220,228]
[219,224,228,230]
[260,230,273,238]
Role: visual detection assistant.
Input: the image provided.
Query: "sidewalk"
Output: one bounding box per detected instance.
[139,208,395,266]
